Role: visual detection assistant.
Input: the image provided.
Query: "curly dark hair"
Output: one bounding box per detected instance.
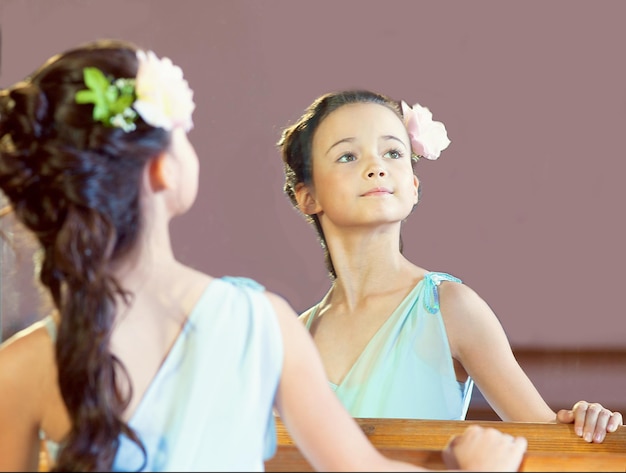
[0,39,171,471]
[277,89,421,280]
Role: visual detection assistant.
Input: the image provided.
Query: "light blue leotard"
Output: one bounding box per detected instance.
[41,276,283,472]
[303,271,474,420]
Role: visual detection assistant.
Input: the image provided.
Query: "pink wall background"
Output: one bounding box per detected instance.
[1,0,625,354]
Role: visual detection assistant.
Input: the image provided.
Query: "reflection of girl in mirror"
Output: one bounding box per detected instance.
[277,89,623,442]
[0,41,528,472]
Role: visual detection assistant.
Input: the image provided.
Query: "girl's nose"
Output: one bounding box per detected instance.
[364,150,387,178]
[367,167,386,178]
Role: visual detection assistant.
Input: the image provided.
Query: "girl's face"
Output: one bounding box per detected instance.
[299,102,418,230]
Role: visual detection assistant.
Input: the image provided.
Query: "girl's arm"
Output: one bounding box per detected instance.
[440,281,622,442]
[0,325,49,471]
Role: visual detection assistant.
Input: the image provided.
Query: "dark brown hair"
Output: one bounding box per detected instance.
[0,39,170,471]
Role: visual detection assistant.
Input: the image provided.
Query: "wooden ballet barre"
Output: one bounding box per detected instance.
[264,443,626,472]
[273,416,626,454]
[39,442,626,472]
[39,418,626,472]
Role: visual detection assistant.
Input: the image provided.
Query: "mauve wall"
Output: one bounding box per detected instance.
[1,0,625,416]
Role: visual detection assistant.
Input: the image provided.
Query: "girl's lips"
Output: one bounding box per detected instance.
[362,187,392,196]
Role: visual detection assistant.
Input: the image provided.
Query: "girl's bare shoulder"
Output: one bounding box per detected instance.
[0,319,54,366]
[0,318,55,407]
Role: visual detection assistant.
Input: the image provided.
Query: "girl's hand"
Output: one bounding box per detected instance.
[443,424,527,472]
[556,400,623,443]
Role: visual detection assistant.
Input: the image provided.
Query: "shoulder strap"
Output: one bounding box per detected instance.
[422,272,462,314]
[221,275,266,292]
[42,315,58,343]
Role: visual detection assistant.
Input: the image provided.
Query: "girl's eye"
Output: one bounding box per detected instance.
[337,153,356,163]
[384,149,403,159]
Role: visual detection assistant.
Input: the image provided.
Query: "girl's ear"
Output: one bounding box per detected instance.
[295,182,322,215]
[413,174,419,205]
[147,152,177,192]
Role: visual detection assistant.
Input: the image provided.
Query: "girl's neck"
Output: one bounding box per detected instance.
[109,224,178,290]
[327,255,426,311]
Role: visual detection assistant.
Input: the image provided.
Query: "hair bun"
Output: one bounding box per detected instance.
[0,82,50,151]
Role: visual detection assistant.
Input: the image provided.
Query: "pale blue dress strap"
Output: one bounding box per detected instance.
[42,314,57,342]
[422,271,463,314]
[39,316,61,461]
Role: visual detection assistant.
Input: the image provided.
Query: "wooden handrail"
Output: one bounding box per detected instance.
[41,442,626,473]
[274,416,626,454]
[39,418,626,472]
[264,443,626,472]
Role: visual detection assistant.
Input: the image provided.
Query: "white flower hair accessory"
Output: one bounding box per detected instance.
[400,101,451,161]
[75,50,195,133]
[133,50,195,132]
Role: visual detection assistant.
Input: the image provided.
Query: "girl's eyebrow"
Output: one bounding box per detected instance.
[327,137,355,155]
[381,135,406,146]
[327,135,406,154]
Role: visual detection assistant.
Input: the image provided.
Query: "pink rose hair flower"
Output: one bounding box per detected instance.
[401,101,451,161]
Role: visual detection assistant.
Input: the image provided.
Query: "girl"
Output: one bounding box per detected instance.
[277,89,622,443]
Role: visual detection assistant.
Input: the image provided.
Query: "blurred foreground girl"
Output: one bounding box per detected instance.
[0,40,527,472]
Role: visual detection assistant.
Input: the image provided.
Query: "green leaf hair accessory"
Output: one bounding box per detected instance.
[75,67,138,132]
[75,50,195,133]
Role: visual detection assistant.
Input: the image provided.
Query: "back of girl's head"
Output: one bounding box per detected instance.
[0,38,170,471]
[0,38,169,265]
